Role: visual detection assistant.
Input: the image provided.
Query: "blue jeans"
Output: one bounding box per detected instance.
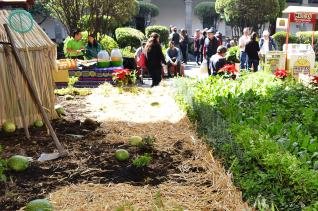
[248,59,259,72]
[240,51,248,69]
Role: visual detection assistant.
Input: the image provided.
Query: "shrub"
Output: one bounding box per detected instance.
[226,46,240,63]
[145,25,169,45]
[137,1,159,17]
[132,153,152,168]
[100,34,119,53]
[296,31,318,44]
[115,27,145,48]
[272,31,298,50]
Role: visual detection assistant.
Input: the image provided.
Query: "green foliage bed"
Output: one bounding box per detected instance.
[176,72,318,210]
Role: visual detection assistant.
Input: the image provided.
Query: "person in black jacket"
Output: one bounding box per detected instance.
[204,28,219,75]
[180,29,189,64]
[245,32,260,72]
[199,30,207,63]
[144,33,166,87]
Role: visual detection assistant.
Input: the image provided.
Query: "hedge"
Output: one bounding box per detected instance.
[272,31,298,50]
[296,31,318,44]
[100,35,118,53]
[145,25,169,45]
[115,27,145,48]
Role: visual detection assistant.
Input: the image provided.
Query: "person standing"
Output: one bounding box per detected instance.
[199,30,207,63]
[259,30,278,62]
[180,29,189,64]
[238,27,250,69]
[203,28,219,76]
[144,33,166,87]
[193,29,201,65]
[245,32,260,72]
[169,27,180,48]
[166,41,181,77]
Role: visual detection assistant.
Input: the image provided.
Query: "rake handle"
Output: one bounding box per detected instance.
[3,24,67,156]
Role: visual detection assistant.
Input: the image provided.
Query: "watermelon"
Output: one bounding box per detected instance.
[65,95,74,100]
[34,120,44,128]
[25,199,53,211]
[54,105,65,116]
[129,136,143,146]
[2,121,16,133]
[7,155,29,172]
[115,149,129,161]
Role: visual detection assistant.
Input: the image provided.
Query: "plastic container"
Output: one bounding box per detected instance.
[283,44,315,77]
[111,49,123,67]
[97,50,110,68]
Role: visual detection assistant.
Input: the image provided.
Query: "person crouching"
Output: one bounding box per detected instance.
[166,41,181,77]
[210,46,227,76]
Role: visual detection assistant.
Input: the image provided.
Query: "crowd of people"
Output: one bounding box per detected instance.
[65,26,278,87]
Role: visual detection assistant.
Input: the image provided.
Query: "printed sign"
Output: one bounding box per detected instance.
[293,57,311,75]
[289,13,316,23]
[276,18,288,29]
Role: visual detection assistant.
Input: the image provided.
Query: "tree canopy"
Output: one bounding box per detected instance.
[194,1,219,29]
[37,0,138,35]
[215,0,281,31]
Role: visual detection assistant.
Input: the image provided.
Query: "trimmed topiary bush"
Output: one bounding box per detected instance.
[145,25,169,45]
[115,27,145,48]
[272,31,299,50]
[100,35,119,53]
[296,31,318,44]
[137,1,159,17]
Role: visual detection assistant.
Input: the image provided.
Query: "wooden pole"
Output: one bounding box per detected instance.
[3,46,30,139]
[3,24,67,156]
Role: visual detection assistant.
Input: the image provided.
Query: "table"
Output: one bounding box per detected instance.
[54,66,124,88]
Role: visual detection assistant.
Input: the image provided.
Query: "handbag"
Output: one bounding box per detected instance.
[138,52,147,69]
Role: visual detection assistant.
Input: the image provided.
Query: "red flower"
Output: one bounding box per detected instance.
[219,64,237,74]
[274,68,288,79]
[311,75,318,84]
[113,69,130,81]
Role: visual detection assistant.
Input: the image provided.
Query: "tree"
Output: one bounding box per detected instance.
[194,1,219,29]
[28,1,51,25]
[215,0,280,34]
[134,1,160,32]
[39,0,138,35]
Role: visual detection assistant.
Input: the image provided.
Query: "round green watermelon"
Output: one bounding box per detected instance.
[2,121,16,133]
[34,120,44,128]
[7,155,29,172]
[25,199,53,211]
[115,149,129,161]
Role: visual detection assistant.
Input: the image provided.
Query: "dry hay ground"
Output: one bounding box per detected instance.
[0,82,248,210]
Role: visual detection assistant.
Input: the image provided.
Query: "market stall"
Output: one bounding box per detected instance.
[54,49,125,88]
[281,6,318,77]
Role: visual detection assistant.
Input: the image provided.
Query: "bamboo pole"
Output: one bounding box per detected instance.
[3,45,30,139]
[3,24,67,157]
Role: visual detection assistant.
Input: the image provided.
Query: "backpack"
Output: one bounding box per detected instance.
[138,52,147,69]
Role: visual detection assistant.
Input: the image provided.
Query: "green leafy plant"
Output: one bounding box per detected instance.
[225,46,240,64]
[272,31,299,50]
[115,27,145,49]
[100,34,119,53]
[0,146,7,182]
[137,1,159,18]
[145,25,169,45]
[132,153,152,168]
[176,71,318,209]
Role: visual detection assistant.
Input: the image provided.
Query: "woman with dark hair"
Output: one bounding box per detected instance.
[144,33,166,87]
[245,32,260,72]
[66,30,85,59]
[180,29,189,64]
[85,34,102,59]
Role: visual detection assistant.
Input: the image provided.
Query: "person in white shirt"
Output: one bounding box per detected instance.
[259,30,278,61]
[238,27,250,69]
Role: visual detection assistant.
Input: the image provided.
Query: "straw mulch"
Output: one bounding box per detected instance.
[0,10,57,128]
[49,84,249,210]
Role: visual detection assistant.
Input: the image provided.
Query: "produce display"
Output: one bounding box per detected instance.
[7,155,29,172]
[25,199,53,211]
